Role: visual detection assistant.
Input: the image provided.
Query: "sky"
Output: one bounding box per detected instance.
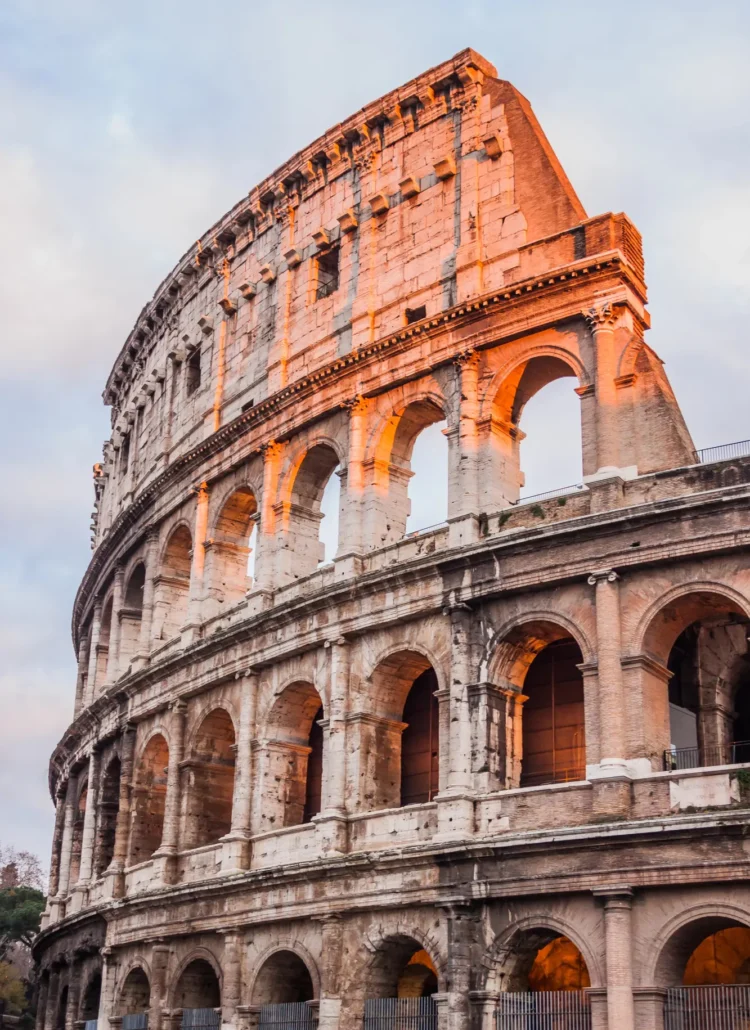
[1,0,749,865]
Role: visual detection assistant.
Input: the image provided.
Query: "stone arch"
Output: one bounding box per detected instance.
[183,707,236,849]
[259,681,325,830]
[205,485,259,611]
[118,562,146,672]
[80,969,102,1021]
[483,915,603,993]
[249,943,320,1005]
[116,964,151,1016]
[128,732,169,864]
[634,583,750,665]
[68,773,89,886]
[485,615,590,789]
[278,439,343,579]
[170,951,222,1010]
[647,904,750,987]
[154,523,193,641]
[365,391,448,545]
[94,753,121,876]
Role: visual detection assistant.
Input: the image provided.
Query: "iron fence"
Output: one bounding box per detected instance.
[122,1015,148,1030]
[495,992,591,1030]
[697,440,750,464]
[513,484,587,506]
[364,997,438,1030]
[664,740,750,771]
[258,1003,318,1030]
[84,1021,98,1030]
[181,1009,221,1030]
[664,985,750,1029]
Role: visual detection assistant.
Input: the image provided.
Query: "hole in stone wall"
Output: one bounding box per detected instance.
[405,305,426,324]
[315,246,340,300]
[252,950,315,1005]
[400,669,439,806]
[186,348,201,396]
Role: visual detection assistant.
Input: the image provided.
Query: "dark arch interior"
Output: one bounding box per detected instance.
[118,967,150,1015]
[521,638,585,787]
[174,959,221,1010]
[684,927,750,985]
[253,950,314,1005]
[188,709,236,849]
[528,937,591,991]
[81,973,102,1020]
[303,707,324,823]
[367,936,438,999]
[56,986,69,1030]
[95,757,121,876]
[125,564,146,610]
[400,668,439,806]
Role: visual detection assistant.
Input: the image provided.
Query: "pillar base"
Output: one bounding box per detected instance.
[130,651,151,673]
[585,988,609,1030]
[313,812,349,855]
[244,589,273,617]
[434,792,475,840]
[66,884,88,914]
[447,513,481,548]
[221,834,251,871]
[104,865,126,899]
[331,553,364,582]
[592,776,632,819]
[316,998,341,1030]
[44,897,64,925]
[152,848,179,885]
[633,987,667,1030]
[180,622,203,647]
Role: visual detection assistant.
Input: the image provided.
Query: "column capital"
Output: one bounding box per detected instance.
[588,568,619,586]
[585,301,618,330]
[169,699,187,716]
[594,885,634,907]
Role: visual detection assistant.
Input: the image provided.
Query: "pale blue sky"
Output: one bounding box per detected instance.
[1,0,749,863]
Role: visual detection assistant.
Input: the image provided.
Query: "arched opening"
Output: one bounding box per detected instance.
[370,398,446,546]
[366,650,439,811]
[128,734,169,864]
[154,526,192,641]
[184,709,236,849]
[252,950,315,1005]
[284,444,341,580]
[98,598,113,686]
[94,756,121,877]
[81,973,102,1022]
[363,936,438,1026]
[318,468,341,566]
[174,959,221,1019]
[68,781,88,885]
[406,420,448,535]
[262,682,325,830]
[118,564,145,672]
[656,918,750,1026]
[207,487,258,611]
[490,355,581,506]
[401,669,440,806]
[118,967,150,1017]
[520,638,586,787]
[643,591,750,769]
[528,937,591,991]
[56,985,69,1030]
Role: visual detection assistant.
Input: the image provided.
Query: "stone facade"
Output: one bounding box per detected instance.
[34,48,750,1030]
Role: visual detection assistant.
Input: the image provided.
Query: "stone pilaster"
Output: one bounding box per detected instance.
[184,481,210,641]
[595,888,635,1030]
[154,700,187,883]
[315,638,349,855]
[75,748,102,891]
[108,725,136,897]
[220,931,242,1025]
[315,915,344,1030]
[436,605,475,839]
[223,672,258,870]
[106,565,125,684]
[149,944,171,1030]
[133,528,159,668]
[85,599,103,706]
[56,777,78,905]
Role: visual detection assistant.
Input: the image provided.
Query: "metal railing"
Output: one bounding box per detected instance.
[258,1003,318,1029]
[664,985,750,1029]
[364,997,438,1029]
[697,439,750,464]
[84,1021,98,1030]
[496,992,592,1029]
[122,1016,148,1030]
[664,740,750,771]
[181,1010,221,1030]
[513,484,587,506]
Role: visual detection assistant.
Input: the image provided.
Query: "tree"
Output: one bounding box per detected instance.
[0,887,45,960]
[0,961,26,1013]
[0,849,44,893]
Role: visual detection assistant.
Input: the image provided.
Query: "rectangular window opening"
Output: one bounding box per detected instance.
[405,305,427,324]
[315,247,340,301]
[186,348,201,396]
[121,433,130,473]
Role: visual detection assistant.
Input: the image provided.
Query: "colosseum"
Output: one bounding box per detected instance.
[33,47,750,1030]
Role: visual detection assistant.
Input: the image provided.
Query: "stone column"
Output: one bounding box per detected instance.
[134,529,159,667]
[149,944,171,1030]
[223,672,258,870]
[184,482,210,641]
[586,303,622,474]
[74,636,91,718]
[76,749,101,887]
[57,777,78,902]
[155,700,187,882]
[338,396,368,562]
[441,903,476,1030]
[448,352,481,547]
[588,569,631,816]
[595,888,635,1030]
[46,788,67,913]
[65,966,81,1030]
[437,606,475,839]
[98,947,116,1030]
[108,725,136,898]
[315,915,343,1030]
[106,565,125,684]
[44,967,61,1030]
[85,600,104,706]
[36,973,50,1030]
[316,638,349,855]
[250,442,282,600]
[220,931,242,1026]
